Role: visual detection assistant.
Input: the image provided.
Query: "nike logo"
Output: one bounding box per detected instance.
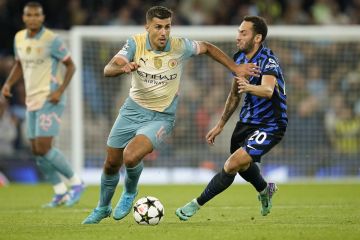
[247,144,257,150]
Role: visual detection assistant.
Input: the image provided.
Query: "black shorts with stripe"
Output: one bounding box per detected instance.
[230,122,286,162]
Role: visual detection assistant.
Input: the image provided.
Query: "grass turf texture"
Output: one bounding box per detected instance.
[0,183,359,240]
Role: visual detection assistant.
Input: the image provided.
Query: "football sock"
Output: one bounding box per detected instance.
[98,172,120,207]
[124,161,143,194]
[68,175,82,186]
[196,168,236,206]
[53,182,68,195]
[44,148,74,179]
[238,162,267,192]
[35,156,62,185]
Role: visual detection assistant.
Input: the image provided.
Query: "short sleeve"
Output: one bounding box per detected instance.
[116,38,136,61]
[51,36,70,61]
[262,57,279,77]
[13,39,19,60]
[182,38,199,60]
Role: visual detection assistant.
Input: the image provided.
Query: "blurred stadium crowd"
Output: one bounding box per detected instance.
[1,0,360,55]
[0,0,359,181]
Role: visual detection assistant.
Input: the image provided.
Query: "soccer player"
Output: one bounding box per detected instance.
[1,1,85,207]
[82,6,260,224]
[175,16,288,221]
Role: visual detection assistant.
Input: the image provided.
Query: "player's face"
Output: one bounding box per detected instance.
[23,6,44,32]
[146,17,171,51]
[236,21,257,54]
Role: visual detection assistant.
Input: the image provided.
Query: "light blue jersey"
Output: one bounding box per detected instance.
[108,33,199,148]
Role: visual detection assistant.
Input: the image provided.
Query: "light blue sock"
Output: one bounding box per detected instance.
[35,156,62,185]
[44,148,74,179]
[124,162,143,194]
[98,172,120,207]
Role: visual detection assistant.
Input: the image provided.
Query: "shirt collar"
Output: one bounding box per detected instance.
[247,44,264,62]
[145,33,171,52]
[26,26,45,39]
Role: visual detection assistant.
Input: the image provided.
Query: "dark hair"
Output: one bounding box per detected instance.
[24,1,43,9]
[243,16,268,42]
[146,6,172,22]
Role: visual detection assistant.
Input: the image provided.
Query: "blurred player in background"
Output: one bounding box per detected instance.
[176,16,288,220]
[82,6,260,224]
[1,1,84,207]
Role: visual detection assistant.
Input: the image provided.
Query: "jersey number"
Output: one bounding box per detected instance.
[249,130,267,144]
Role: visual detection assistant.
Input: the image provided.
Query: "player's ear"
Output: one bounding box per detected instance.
[145,23,149,32]
[255,34,262,43]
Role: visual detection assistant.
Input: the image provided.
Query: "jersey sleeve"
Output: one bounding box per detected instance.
[262,56,280,77]
[50,36,70,61]
[116,37,136,61]
[13,39,19,60]
[182,38,199,60]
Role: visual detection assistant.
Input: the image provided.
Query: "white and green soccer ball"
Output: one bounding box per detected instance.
[133,196,165,225]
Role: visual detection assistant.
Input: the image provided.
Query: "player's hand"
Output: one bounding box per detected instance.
[1,84,12,98]
[121,62,139,73]
[234,63,260,77]
[48,89,62,104]
[206,125,223,145]
[235,76,250,93]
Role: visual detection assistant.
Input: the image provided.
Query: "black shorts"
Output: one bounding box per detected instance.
[230,122,286,162]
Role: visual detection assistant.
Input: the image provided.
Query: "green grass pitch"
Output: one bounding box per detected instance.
[1,183,359,240]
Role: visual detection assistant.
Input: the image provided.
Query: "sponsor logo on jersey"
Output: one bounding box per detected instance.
[137,70,177,81]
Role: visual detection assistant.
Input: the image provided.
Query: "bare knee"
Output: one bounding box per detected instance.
[104,147,123,174]
[31,137,52,156]
[224,148,252,174]
[36,145,51,156]
[31,144,51,156]
[123,148,142,168]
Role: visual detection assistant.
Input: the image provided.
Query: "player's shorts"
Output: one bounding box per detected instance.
[26,101,65,139]
[107,97,176,149]
[230,122,286,162]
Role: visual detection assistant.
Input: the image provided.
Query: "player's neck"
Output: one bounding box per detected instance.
[245,47,259,60]
[27,27,42,38]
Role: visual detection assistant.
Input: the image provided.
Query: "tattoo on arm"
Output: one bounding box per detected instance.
[221,79,241,124]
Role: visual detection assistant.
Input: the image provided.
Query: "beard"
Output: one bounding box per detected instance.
[240,38,255,54]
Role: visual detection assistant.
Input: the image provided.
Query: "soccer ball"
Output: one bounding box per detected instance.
[133,196,164,225]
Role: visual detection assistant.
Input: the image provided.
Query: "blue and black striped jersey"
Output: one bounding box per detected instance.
[234,44,288,127]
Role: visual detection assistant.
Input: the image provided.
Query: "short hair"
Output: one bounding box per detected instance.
[24,1,43,9]
[146,6,172,22]
[243,16,268,42]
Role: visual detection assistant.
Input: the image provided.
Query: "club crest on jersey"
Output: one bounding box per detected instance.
[168,59,178,69]
[26,46,31,54]
[154,57,162,69]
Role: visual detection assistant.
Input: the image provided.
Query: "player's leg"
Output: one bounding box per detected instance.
[175,149,250,221]
[113,101,175,220]
[35,102,84,206]
[237,126,285,216]
[82,147,123,224]
[27,110,69,207]
[83,104,135,224]
[31,139,69,207]
[113,135,153,220]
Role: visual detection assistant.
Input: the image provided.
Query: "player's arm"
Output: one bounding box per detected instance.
[197,41,260,77]
[48,57,76,104]
[206,78,241,145]
[104,56,139,77]
[236,74,275,99]
[1,60,23,98]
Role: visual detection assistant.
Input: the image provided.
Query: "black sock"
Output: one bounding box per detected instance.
[238,162,267,192]
[196,168,236,206]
